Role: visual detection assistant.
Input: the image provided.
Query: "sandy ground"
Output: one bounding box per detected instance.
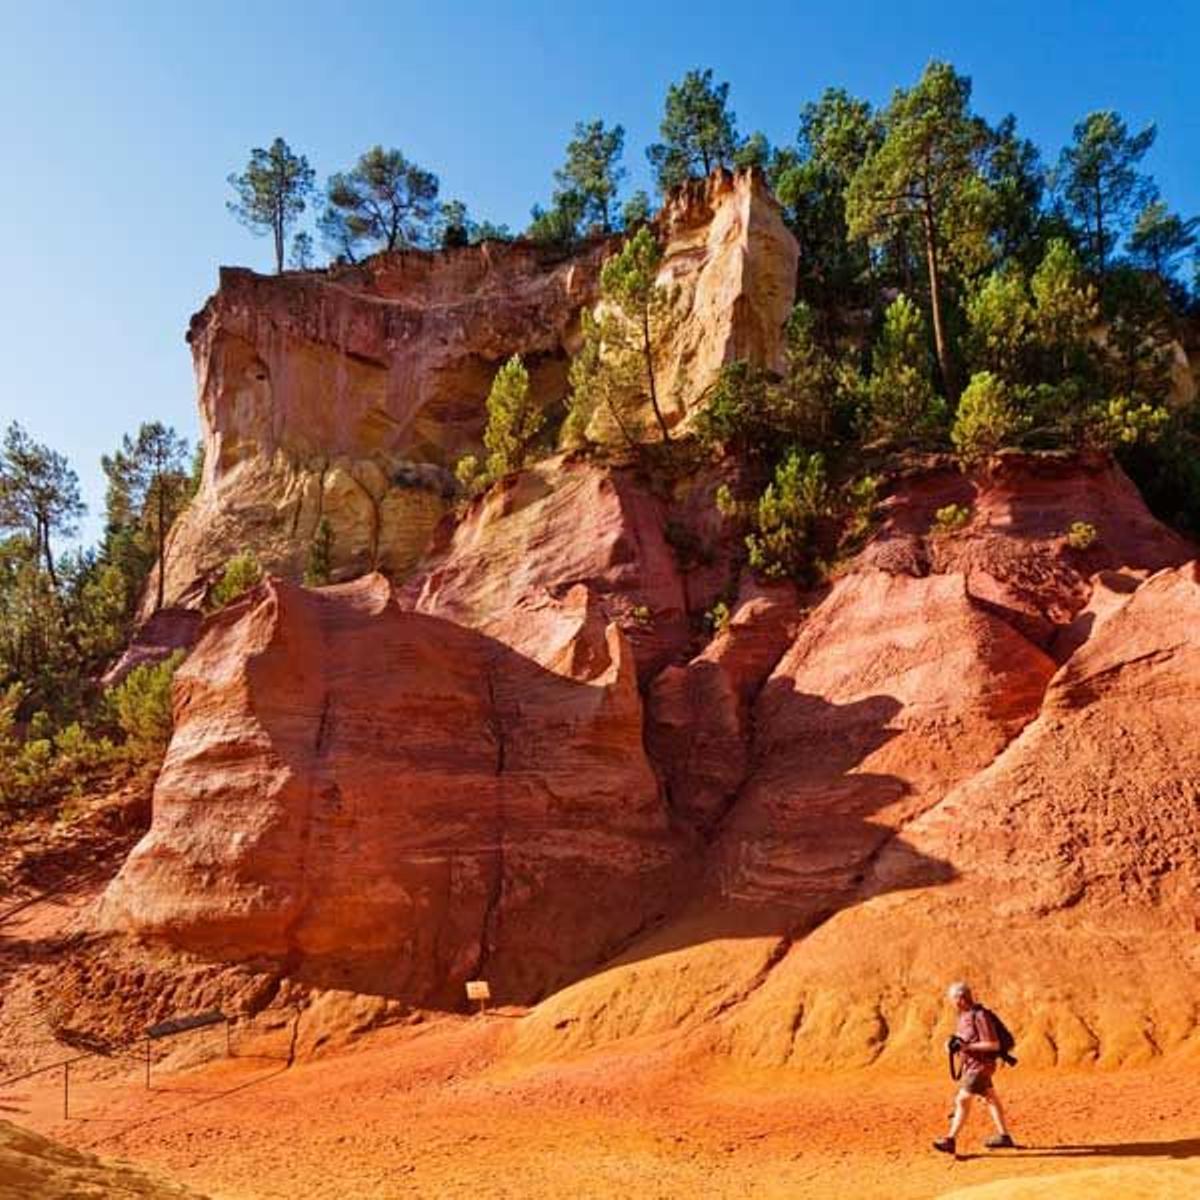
[3,1009,1198,1200]
[3,843,1198,1199]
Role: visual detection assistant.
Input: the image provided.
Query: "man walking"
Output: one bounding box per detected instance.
[933,981,1015,1154]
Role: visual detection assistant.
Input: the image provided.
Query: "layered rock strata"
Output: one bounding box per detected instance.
[159,170,796,610]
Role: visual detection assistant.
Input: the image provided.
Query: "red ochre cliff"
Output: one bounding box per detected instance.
[93,170,1200,1072]
[156,168,797,610]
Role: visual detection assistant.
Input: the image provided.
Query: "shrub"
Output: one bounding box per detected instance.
[484,354,542,479]
[304,517,334,586]
[841,473,882,546]
[951,371,1028,467]
[109,650,185,754]
[1066,520,1098,550]
[745,450,830,580]
[863,295,945,444]
[209,551,262,610]
[933,503,972,534]
[1085,395,1170,451]
[705,600,731,633]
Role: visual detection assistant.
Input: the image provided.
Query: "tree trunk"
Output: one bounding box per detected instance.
[921,199,956,403]
[274,196,285,273]
[1094,180,1105,279]
[155,477,166,612]
[40,517,58,590]
[641,311,672,442]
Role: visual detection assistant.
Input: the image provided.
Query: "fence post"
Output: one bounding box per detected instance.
[145,1038,151,1089]
[62,1060,68,1120]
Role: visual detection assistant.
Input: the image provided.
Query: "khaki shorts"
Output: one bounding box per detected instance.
[961,1068,995,1096]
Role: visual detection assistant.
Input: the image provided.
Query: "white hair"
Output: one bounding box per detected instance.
[947,981,972,1001]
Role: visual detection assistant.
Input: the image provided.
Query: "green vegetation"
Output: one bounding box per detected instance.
[185,67,1200,608]
[208,551,263,610]
[227,137,315,273]
[647,68,741,192]
[1,419,195,817]
[951,372,1027,467]
[319,145,440,260]
[566,228,681,447]
[1066,520,1098,550]
[933,503,973,534]
[304,517,334,586]
[109,652,185,752]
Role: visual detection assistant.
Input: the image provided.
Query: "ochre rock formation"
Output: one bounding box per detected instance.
[402,454,720,681]
[107,447,1200,1076]
[102,574,688,1004]
[158,169,795,610]
[512,459,1200,1069]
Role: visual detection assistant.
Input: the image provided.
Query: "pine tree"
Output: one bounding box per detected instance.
[323,146,440,256]
[847,61,993,400]
[0,423,86,589]
[1054,111,1156,278]
[227,138,315,273]
[483,355,542,479]
[598,227,677,442]
[864,295,942,442]
[101,423,190,612]
[555,120,626,233]
[646,69,740,192]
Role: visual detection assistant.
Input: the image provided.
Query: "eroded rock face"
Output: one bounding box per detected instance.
[403,455,696,681]
[160,169,796,611]
[102,576,685,1004]
[514,461,1200,1070]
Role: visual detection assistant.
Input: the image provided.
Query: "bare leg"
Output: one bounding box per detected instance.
[984,1089,1010,1137]
[948,1090,972,1138]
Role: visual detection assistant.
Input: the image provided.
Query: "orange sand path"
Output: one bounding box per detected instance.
[10,1015,1199,1199]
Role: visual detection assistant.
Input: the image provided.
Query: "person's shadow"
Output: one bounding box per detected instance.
[961,1137,1200,1161]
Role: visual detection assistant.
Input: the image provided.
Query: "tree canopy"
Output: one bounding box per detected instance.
[646,68,740,192]
[227,137,315,273]
[321,145,440,258]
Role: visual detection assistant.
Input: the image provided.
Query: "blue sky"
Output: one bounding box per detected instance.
[1,0,1196,545]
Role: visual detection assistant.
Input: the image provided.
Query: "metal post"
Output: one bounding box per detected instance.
[62,1061,68,1120]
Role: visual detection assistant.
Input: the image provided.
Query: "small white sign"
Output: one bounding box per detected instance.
[465,980,491,1002]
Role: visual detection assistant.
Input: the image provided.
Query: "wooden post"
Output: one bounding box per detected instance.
[62,1061,69,1120]
[145,1038,151,1089]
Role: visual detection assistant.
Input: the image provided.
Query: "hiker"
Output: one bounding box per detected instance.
[933,981,1014,1154]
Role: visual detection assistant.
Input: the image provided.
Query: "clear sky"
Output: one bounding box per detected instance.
[1,0,1196,546]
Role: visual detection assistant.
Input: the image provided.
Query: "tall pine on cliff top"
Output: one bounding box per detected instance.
[227,138,315,274]
[847,61,993,401]
[322,146,440,257]
[555,120,626,233]
[647,68,740,192]
[1054,111,1156,280]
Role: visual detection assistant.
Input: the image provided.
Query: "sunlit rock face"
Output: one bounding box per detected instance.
[158,168,797,611]
[102,574,689,1004]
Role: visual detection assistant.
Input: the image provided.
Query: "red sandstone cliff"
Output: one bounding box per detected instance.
[157,169,796,611]
[104,446,1200,1067]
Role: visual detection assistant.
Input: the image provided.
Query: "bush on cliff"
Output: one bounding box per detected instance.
[208,551,262,610]
[108,651,184,754]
